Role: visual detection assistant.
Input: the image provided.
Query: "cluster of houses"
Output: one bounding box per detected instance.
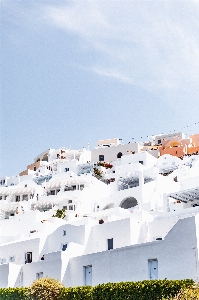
[0,131,199,287]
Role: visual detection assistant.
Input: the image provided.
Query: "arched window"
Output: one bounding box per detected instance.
[120,197,138,209]
[117,152,123,159]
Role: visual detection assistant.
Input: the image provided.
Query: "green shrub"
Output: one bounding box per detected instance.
[27,277,64,300]
[91,279,194,300]
[0,287,28,300]
[167,284,199,300]
[0,279,194,300]
[52,209,66,219]
[58,286,92,300]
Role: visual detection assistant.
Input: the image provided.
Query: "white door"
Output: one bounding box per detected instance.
[148,259,158,279]
[84,265,92,286]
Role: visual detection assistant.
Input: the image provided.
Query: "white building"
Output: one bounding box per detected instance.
[0,139,199,288]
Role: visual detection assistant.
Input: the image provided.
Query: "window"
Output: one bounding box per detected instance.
[65,168,69,172]
[117,152,123,159]
[63,206,67,210]
[63,230,66,236]
[36,272,43,280]
[25,252,32,264]
[0,258,6,264]
[50,190,55,195]
[176,151,178,154]
[24,184,27,188]
[33,166,36,171]
[23,194,28,201]
[139,161,143,165]
[157,139,161,144]
[16,195,20,202]
[68,200,72,203]
[69,205,73,210]
[0,196,2,200]
[80,185,84,190]
[99,155,104,162]
[62,244,67,251]
[72,185,76,191]
[107,238,113,250]
[9,256,15,262]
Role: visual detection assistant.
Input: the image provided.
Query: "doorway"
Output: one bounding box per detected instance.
[148,259,158,279]
[25,252,32,264]
[84,265,92,286]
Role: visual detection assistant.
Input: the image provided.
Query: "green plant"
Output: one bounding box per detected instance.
[93,168,103,178]
[0,287,28,300]
[58,286,92,300]
[91,279,194,300]
[166,284,199,300]
[52,208,66,219]
[0,279,194,300]
[28,277,64,300]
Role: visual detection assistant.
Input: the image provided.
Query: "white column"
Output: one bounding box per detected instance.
[163,193,169,212]
[139,171,144,210]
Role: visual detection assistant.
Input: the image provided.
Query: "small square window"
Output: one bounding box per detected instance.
[139,161,143,165]
[23,194,28,201]
[0,258,6,264]
[68,200,72,203]
[9,256,15,262]
[99,155,104,162]
[65,168,69,172]
[63,230,66,236]
[63,206,67,210]
[62,244,67,251]
[69,205,73,210]
[24,184,27,188]
[36,272,43,279]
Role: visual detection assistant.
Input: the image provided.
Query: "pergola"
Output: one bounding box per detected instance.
[77,163,93,175]
[118,172,154,191]
[168,187,199,206]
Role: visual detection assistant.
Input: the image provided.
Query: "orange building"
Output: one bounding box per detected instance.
[160,133,199,158]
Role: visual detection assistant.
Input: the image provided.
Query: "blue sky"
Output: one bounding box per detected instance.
[1,0,199,177]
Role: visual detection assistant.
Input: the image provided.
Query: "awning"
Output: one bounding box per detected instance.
[11,187,36,195]
[0,187,36,195]
[0,202,18,212]
[168,187,199,203]
[45,177,86,189]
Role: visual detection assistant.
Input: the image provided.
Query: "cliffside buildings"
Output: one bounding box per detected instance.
[0,132,199,287]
